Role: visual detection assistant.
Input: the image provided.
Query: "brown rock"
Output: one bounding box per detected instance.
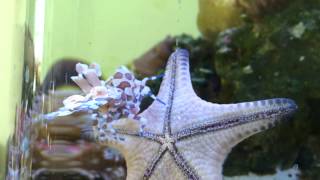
[133,36,175,76]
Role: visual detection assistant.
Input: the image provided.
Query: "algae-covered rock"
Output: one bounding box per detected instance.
[133,36,175,76]
[213,0,320,179]
[237,0,289,19]
[197,0,290,39]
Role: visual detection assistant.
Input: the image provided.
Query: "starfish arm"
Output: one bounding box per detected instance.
[148,152,189,180]
[98,129,161,180]
[173,98,297,180]
[155,49,197,101]
[102,137,160,180]
[143,146,167,179]
[168,145,199,179]
[141,49,198,134]
[175,98,297,141]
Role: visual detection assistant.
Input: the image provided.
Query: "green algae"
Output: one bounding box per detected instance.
[216,1,320,178]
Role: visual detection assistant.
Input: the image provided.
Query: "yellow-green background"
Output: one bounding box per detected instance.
[41,0,199,77]
[0,0,26,177]
[0,0,199,178]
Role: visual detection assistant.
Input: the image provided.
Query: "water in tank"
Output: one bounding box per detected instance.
[3,0,320,179]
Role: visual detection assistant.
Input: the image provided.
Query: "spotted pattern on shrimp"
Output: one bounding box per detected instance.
[44,63,163,142]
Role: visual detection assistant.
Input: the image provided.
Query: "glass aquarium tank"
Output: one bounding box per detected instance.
[3,0,320,179]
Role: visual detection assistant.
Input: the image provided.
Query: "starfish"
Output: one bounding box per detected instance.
[94,49,297,180]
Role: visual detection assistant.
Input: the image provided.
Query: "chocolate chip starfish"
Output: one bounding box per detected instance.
[95,49,297,180]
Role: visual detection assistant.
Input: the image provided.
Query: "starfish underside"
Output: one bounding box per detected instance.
[95,49,297,180]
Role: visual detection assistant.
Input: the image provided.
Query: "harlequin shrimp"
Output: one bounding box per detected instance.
[44,62,164,138]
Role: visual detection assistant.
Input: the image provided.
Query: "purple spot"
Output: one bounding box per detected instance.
[181,77,188,81]
[275,99,282,105]
[268,99,274,105]
[125,73,133,80]
[181,62,188,66]
[114,72,123,79]
[181,72,188,76]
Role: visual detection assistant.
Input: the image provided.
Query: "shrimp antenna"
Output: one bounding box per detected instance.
[142,73,164,84]
[146,73,164,81]
[148,92,166,105]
